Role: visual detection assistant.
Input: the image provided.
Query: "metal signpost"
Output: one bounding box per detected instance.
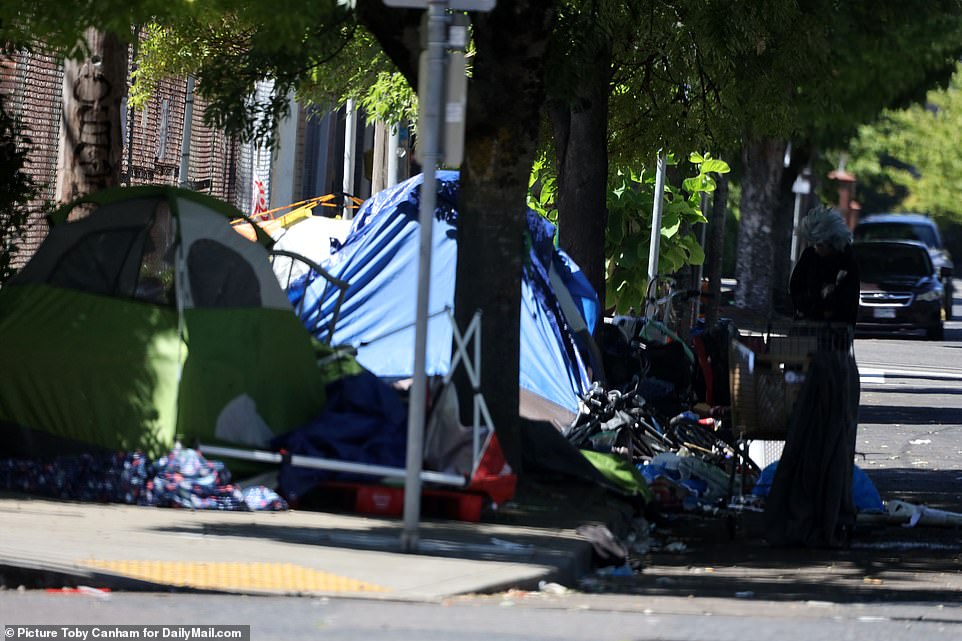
[790,172,812,270]
[645,153,668,318]
[382,0,495,553]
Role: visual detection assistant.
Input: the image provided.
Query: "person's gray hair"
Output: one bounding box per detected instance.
[796,205,852,251]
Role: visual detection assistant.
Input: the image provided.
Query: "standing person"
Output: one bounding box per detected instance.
[766,204,861,548]
[789,205,860,327]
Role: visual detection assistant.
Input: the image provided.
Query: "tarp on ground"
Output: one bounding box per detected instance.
[287,171,598,417]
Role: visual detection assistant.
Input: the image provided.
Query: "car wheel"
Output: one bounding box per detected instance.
[926,322,944,341]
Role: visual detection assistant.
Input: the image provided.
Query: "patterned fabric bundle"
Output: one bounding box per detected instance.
[0,446,286,511]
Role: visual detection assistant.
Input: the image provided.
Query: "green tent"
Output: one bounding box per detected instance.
[0,186,337,459]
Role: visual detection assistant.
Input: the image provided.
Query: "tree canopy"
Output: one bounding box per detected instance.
[840,63,962,231]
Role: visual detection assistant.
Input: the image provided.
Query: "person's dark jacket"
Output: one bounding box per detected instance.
[789,244,859,327]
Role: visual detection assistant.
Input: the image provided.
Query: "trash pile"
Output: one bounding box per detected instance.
[0,445,287,511]
[567,315,962,551]
[563,351,754,516]
[569,318,861,520]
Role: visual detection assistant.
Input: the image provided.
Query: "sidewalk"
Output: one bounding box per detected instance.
[0,491,604,601]
[4,465,961,605]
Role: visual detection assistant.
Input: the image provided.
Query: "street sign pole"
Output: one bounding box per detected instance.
[383,0,495,553]
[401,0,448,553]
[645,153,667,318]
[790,171,812,270]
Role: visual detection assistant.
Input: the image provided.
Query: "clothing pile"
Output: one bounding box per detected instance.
[0,445,287,511]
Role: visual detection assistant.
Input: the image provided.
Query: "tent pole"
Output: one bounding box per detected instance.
[199,445,467,487]
[402,0,448,553]
[473,311,481,465]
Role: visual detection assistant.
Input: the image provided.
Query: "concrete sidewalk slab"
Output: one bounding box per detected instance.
[0,496,597,601]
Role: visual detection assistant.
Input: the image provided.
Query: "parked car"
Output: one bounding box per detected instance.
[853,213,954,319]
[854,240,944,340]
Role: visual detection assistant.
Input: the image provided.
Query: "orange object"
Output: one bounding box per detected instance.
[318,482,485,522]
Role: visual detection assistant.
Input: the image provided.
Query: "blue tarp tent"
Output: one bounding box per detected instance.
[289,171,598,417]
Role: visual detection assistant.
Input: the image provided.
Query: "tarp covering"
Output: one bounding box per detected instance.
[271,370,409,502]
[580,450,654,502]
[289,171,596,414]
[753,461,884,513]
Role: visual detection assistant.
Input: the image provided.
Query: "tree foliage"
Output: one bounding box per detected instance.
[530,151,729,313]
[801,4,962,149]
[129,3,375,144]
[2,1,412,146]
[840,63,962,229]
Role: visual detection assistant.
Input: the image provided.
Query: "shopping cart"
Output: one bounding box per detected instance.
[721,322,853,535]
[729,321,853,442]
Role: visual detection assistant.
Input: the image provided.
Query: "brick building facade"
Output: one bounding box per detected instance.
[1,44,270,271]
[2,43,403,273]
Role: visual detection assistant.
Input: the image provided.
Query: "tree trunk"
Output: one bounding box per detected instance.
[453,2,554,474]
[771,145,812,316]
[734,137,787,316]
[358,1,554,474]
[549,45,611,312]
[56,28,127,206]
[704,173,729,328]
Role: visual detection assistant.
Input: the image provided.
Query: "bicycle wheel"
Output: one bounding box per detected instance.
[629,416,675,461]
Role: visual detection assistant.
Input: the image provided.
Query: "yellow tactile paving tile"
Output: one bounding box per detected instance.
[79,559,389,594]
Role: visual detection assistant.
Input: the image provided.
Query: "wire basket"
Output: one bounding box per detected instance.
[729,322,852,440]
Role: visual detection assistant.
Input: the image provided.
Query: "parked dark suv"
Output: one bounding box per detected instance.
[854,240,944,340]
[853,213,954,319]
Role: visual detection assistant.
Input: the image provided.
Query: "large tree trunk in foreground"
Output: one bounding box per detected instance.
[549,44,611,313]
[735,137,787,317]
[56,28,127,205]
[454,2,554,473]
[359,1,554,473]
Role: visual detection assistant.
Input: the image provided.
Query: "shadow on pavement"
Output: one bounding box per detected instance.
[863,386,962,395]
[135,467,962,604]
[859,405,962,425]
[865,467,962,512]
[589,505,962,603]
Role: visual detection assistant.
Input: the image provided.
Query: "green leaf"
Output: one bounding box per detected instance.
[682,176,704,193]
[701,159,731,174]
[680,233,706,264]
[661,216,682,238]
[659,245,686,272]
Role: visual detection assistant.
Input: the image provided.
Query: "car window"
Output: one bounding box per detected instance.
[910,224,938,247]
[854,221,939,248]
[856,245,932,279]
